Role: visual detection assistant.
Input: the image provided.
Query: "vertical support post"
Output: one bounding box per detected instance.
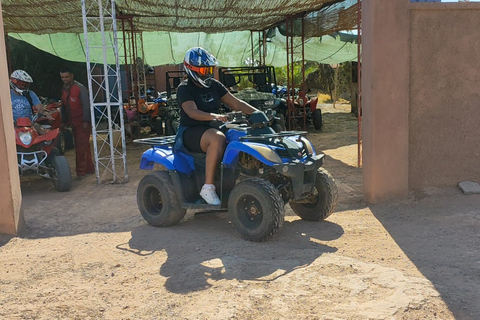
[357,0,362,168]
[285,14,307,131]
[81,0,128,184]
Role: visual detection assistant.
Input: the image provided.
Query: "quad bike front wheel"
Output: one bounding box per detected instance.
[290,167,338,221]
[228,178,285,242]
[137,171,186,227]
[51,155,72,192]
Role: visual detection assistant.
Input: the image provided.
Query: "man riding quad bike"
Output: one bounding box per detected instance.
[135,110,338,241]
[135,47,338,242]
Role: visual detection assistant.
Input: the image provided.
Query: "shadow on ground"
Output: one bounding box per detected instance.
[370,190,480,320]
[122,214,344,293]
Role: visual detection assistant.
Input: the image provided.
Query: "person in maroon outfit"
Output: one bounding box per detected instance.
[60,68,95,178]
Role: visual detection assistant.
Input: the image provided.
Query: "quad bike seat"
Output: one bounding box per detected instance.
[173,126,206,161]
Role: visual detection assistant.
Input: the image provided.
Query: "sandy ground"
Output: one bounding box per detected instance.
[1,104,479,320]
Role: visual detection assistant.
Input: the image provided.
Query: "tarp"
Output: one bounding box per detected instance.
[2,0,357,34]
[9,29,357,67]
[4,0,358,66]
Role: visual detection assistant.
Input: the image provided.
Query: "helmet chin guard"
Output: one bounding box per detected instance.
[183,47,218,88]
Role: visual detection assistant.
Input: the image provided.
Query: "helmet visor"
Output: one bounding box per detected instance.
[185,63,214,76]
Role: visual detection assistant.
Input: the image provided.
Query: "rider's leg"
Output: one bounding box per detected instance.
[199,129,225,204]
[200,129,226,184]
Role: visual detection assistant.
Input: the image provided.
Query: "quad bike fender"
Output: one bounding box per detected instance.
[285,135,316,156]
[139,147,194,174]
[40,128,60,142]
[223,141,283,167]
[308,97,319,113]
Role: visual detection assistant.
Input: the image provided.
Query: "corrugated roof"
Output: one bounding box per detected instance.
[2,0,357,35]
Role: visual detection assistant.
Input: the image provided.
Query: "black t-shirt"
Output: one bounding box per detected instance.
[177,78,228,127]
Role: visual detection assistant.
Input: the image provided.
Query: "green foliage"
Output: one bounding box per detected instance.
[274,61,318,87]
[335,62,352,101]
[275,61,353,102]
[8,37,87,99]
[316,63,335,98]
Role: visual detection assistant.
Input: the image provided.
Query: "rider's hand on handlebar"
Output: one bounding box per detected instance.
[212,113,228,122]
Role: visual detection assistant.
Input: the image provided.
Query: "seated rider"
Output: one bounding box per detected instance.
[10,70,53,134]
[177,47,259,205]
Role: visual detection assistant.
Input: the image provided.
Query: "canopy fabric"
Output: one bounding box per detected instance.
[4,0,358,66]
[9,30,358,66]
[2,0,357,35]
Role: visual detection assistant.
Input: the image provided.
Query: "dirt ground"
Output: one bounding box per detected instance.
[1,104,480,320]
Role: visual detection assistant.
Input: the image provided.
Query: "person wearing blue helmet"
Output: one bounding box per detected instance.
[177,47,259,205]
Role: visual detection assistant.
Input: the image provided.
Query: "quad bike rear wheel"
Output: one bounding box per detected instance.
[63,127,75,150]
[153,117,164,136]
[313,109,323,130]
[273,114,286,132]
[165,118,175,136]
[290,167,338,221]
[55,132,66,155]
[51,155,72,192]
[137,171,186,227]
[228,178,285,242]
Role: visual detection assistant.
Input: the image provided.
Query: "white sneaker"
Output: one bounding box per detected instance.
[200,185,221,205]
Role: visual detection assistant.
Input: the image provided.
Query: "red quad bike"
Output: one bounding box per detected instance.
[15,116,72,192]
[289,91,323,131]
[38,99,74,154]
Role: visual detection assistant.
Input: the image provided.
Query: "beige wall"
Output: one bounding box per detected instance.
[0,1,24,235]
[362,1,480,202]
[409,3,480,189]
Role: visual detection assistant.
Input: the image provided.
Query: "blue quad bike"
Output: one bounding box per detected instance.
[134,110,338,242]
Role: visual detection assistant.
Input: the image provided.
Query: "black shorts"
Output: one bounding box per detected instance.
[183,126,211,153]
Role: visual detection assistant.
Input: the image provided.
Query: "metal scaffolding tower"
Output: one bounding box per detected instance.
[81,0,128,184]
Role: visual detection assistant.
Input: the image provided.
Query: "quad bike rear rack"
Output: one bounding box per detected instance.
[133,135,176,147]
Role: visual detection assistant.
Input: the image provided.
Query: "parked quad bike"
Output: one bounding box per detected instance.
[16,115,72,192]
[37,99,74,154]
[287,91,323,131]
[134,110,338,242]
[218,66,287,132]
[123,96,170,137]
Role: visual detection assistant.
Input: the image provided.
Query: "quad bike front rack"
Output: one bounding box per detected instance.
[18,150,48,175]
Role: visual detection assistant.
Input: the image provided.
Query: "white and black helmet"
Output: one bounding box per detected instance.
[183,47,218,88]
[10,70,33,95]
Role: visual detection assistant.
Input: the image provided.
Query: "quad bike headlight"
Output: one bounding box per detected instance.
[19,132,33,145]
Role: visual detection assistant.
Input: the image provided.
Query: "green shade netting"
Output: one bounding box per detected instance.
[9,30,357,67]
